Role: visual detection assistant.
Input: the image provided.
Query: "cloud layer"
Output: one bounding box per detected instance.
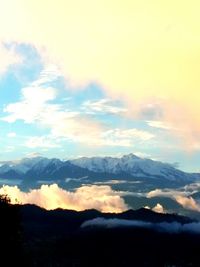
[147,185,200,212]
[0,184,128,213]
[81,217,200,234]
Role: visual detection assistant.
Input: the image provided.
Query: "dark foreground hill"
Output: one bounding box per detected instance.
[20,204,193,238]
[0,201,200,267]
[21,205,200,267]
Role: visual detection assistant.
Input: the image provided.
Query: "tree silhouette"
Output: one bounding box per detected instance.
[0,194,23,266]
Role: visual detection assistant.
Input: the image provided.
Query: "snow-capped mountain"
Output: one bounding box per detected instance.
[0,154,199,186]
[70,153,196,181]
[0,157,63,175]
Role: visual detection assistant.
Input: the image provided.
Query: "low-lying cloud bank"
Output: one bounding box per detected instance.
[147,184,200,212]
[81,218,200,234]
[0,184,128,213]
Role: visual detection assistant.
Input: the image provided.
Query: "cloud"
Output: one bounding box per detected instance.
[152,203,164,213]
[25,152,43,158]
[133,152,152,159]
[0,184,128,213]
[81,218,152,229]
[2,67,104,145]
[2,67,155,148]
[0,44,22,75]
[82,99,127,115]
[2,86,57,123]
[81,218,200,234]
[146,120,173,130]
[101,128,154,147]
[7,132,16,138]
[94,180,142,185]
[103,128,154,141]
[1,1,200,148]
[144,203,165,213]
[147,189,172,199]
[175,195,200,212]
[25,136,60,149]
[147,188,200,212]
[31,64,61,87]
[183,183,200,192]
[2,63,60,123]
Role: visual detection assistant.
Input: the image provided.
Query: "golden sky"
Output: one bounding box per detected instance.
[0,0,200,148]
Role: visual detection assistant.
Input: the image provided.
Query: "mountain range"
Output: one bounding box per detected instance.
[0,154,199,189]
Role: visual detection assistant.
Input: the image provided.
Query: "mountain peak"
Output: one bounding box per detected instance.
[121,153,140,160]
[0,154,199,185]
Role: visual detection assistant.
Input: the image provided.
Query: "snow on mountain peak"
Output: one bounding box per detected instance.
[0,154,198,182]
[69,153,187,181]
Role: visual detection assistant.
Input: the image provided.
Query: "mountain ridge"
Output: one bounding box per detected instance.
[0,154,199,187]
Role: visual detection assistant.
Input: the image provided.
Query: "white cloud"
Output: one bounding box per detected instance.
[102,128,154,147]
[147,188,200,212]
[2,66,155,148]
[2,67,104,145]
[0,44,22,76]
[25,152,43,158]
[104,128,154,141]
[2,86,57,123]
[147,120,173,130]
[31,64,61,87]
[2,64,60,123]
[82,98,127,115]
[152,203,164,213]
[175,195,200,212]
[7,132,16,138]
[0,184,128,213]
[144,203,165,213]
[25,136,60,149]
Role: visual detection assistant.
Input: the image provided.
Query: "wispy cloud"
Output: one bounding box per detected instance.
[25,136,60,149]
[102,128,154,147]
[82,98,127,115]
[146,120,173,130]
[31,64,61,86]
[2,66,155,148]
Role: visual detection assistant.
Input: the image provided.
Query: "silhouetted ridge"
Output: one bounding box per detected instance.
[16,204,200,267]
[20,204,194,238]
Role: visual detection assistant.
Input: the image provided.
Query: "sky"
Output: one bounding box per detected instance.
[0,1,200,172]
